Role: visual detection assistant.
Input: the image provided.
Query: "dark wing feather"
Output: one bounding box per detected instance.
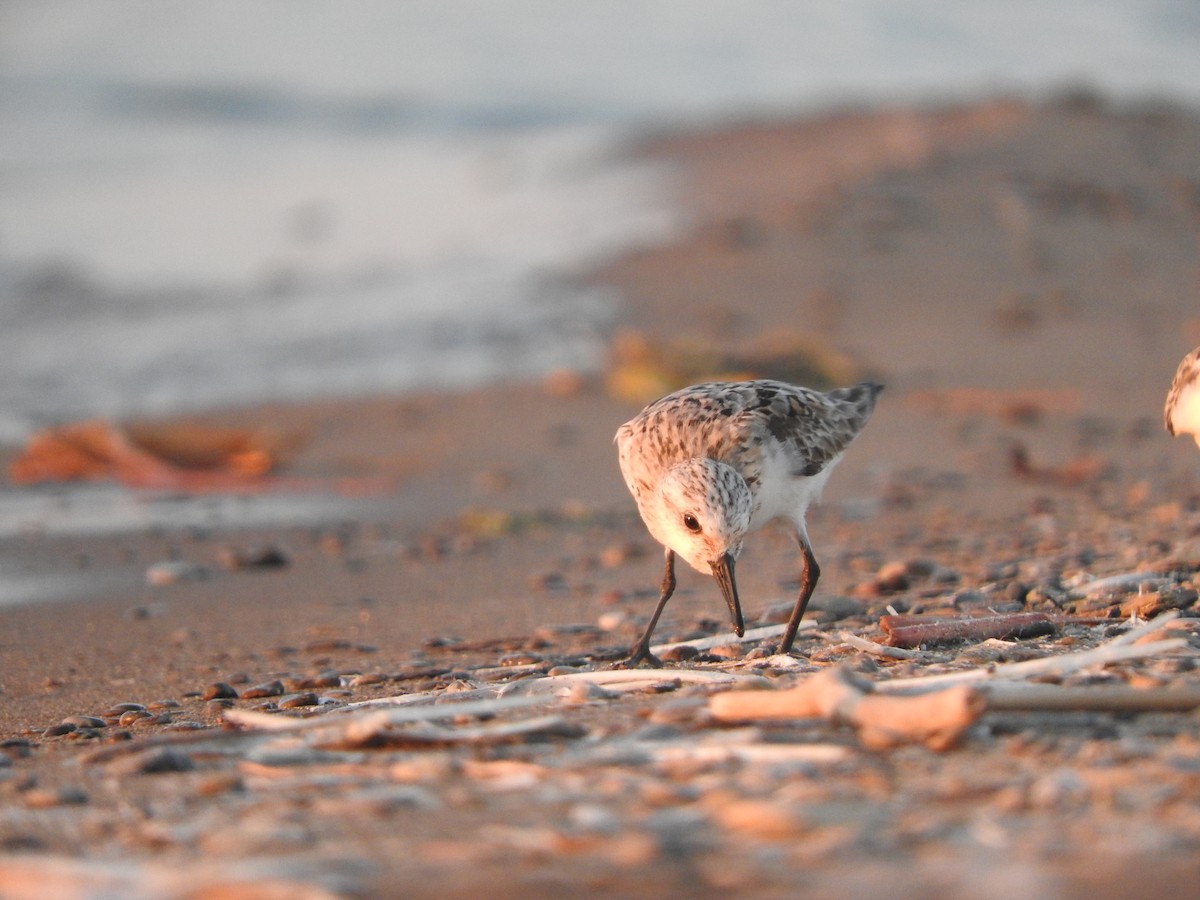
[729,380,882,487]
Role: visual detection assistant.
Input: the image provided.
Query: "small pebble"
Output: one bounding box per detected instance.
[597,612,629,631]
[599,542,644,568]
[420,638,460,652]
[109,748,196,777]
[145,560,208,586]
[216,544,290,570]
[303,639,352,653]
[278,691,320,709]
[874,560,910,593]
[105,702,147,716]
[529,571,568,592]
[196,773,245,797]
[558,682,620,706]
[499,651,543,667]
[658,645,699,663]
[288,673,341,690]
[953,589,989,610]
[23,786,89,808]
[240,680,286,699]
[710,797,805,841]
[202,682,239,701]
[62,716,107,730]
[348,672,389,687]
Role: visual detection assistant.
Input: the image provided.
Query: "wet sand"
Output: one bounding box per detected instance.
[4,96,1200,897]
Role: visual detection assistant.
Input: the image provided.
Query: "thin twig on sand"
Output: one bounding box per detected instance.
[879,611,1057,648]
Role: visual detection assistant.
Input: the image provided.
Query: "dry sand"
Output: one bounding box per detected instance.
[3,96,1200,897]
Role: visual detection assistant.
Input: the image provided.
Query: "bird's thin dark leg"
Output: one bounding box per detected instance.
[619,549,676,668]
[779,540,820,653]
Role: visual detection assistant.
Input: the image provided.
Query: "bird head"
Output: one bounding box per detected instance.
[649,458,752,636]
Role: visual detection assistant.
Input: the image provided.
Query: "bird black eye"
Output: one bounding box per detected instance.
[682,513,702,533]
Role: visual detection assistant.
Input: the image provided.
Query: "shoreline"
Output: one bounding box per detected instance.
[4,96,1200,895]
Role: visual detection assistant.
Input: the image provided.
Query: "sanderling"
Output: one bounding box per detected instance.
[615,378,883,666]
[1165,347,1200,447]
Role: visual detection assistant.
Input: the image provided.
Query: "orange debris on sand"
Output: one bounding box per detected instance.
[7,420,289,492]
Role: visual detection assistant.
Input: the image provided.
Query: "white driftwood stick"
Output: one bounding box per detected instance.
[874,611,1185,695]
[501,667,771,695]
[876,638,1187,694]
[324,712,575,749]
[647,741,850,765]
[1077,571,1168,597]
[838,631,925,660]
[225,693,548,733]
[1103,610,1180,645]
[981,681,1200,712]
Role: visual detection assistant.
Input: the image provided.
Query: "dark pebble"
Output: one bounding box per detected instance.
[953,590,990,610]
[304,640,352,653]
[810,594,869,620]
[240,680,286,699]
[135,748,196,775]
[62,716,107,729]
[637,679,683,694]
[348,672,389,687]
[289,673,342,690]
[658,645,700,663]
[42,723,76,738]
[278,692,320,709]
[500,652,544,666]
[202,682,239,701]
[530,571,568,592]
[196,773,244,797]
[105,702,147,716]
[217,545,290,570]
[23,786,89,808]
[1007,582,1031,605]
[422,635,463,649]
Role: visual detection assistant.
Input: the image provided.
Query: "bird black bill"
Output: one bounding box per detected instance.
[710,552,744,637]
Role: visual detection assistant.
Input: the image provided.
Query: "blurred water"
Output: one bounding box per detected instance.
[1,0,1199,435]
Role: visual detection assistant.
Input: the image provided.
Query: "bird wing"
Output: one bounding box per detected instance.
[727,380,883,484]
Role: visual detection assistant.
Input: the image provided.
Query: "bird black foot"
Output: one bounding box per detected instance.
[610,643,664,669]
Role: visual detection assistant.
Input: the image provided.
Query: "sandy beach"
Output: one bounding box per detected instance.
[4,96,1200,897]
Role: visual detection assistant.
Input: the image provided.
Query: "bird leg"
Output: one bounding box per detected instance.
[778,539,820,653]
[617,548,676,668]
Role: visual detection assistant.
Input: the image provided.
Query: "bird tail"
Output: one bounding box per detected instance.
[831,381,884,424]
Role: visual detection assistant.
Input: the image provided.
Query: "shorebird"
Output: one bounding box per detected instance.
[615,379,883,667]
[1165,347,1200,447]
